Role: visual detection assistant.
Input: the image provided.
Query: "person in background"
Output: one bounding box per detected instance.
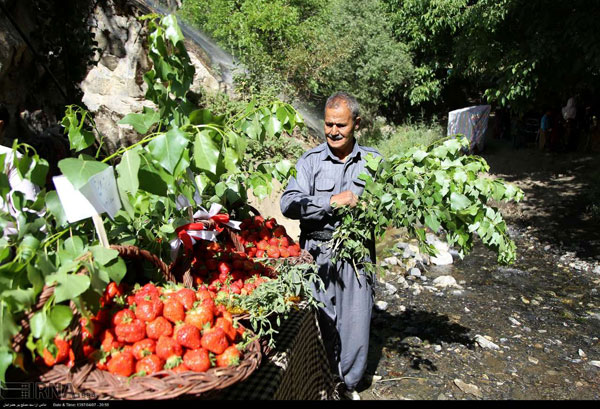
[280,92,381,400]
[539,109,552,151]
[562,97,578,151]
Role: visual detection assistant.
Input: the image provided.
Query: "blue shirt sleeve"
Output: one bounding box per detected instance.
[280,156,333,221]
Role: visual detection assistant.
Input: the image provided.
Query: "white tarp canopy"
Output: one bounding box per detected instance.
[447,105,491,153]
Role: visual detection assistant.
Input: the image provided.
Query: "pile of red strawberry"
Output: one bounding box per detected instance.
[187,216,301,297]
[42,281,251,378]
[237,215,301,259]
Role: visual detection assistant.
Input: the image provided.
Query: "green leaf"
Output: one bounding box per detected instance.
[450,192,471,210]
[116,150,140,194]
[53,273,90,304]
[265,115,282,138]
[45,191,68,227]
[193,130,220,175]
[118,108,159,134]
[424,212,441,232]
[147,128,188,174]
[90,245,119,265]
[58,158,108,190]
[48,305,74,333]
[103,257,127,284]
[0,347,14,383]
[162,14,184,45]
[138,168,168,196]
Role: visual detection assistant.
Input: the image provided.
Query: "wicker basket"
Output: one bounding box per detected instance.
[12,244,262,400]
[36,334,262,400]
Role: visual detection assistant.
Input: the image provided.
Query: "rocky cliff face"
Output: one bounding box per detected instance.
[0,0,222,152]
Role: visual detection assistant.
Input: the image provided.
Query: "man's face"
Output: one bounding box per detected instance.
[324,101,360,153]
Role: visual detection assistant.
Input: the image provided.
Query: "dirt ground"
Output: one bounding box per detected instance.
[355,137,600,400]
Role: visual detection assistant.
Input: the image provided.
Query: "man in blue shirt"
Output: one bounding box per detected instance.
[280,92,381,399]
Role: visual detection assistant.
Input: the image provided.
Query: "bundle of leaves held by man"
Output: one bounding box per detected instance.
[331,137,524,275]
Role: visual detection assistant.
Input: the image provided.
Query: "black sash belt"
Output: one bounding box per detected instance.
[302,230,334,241]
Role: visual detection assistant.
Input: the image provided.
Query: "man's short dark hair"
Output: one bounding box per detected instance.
[325,92,360,120]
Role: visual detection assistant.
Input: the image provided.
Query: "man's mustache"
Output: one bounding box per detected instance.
[327,134,344,141]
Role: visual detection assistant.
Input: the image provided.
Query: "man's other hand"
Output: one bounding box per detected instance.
[330,190,358,208]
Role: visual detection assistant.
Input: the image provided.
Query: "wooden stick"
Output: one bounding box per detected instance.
[92,213,110,248]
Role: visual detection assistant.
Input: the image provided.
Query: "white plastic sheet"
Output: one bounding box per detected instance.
[447,105,491,153]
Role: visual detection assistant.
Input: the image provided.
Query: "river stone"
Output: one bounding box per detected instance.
[474,335,500,350]
[593,265,600,275]
[433,275,461,289]
[589,361,600,368]
[431,249,453,265]
[384,256,400,266]
[409,268,421,277]
[374,301,388,312]
[453,379,483,398]
[385,282,398,295]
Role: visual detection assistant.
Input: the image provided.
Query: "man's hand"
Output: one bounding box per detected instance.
[330,190,358,208]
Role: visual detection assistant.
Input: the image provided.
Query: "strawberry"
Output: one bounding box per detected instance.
[156,336,183,360]
[42,336,70,366]
[218,261,232,275]
[216,345,241,368]
[164,356,188,373]
[112,308,135,327]
[107,350,135,377]
[279,236,291,248]
[253,215,265,226]
[201,327,229,355]
[146,316,173,339]
[174,323,202,350]
[115,318,146,343]
[255,249,265,258]
[183,348,211,372]
[135,354,164,375]
[264,218,277,230]
[185,303,215,330]
[272,225,286,238]
[135,298,163,322]
[266,246,280,259]
[163,298,185,323]
[279,247,290,258]
[256,240,269,251]
[134,283,160,304]
[132,339,156,360]
[268,237,280,247]
[215,317,236,343]
[175,288,197,311]
[100,329,123,353]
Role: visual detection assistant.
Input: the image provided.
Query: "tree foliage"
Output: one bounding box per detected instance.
[384,0,600,114]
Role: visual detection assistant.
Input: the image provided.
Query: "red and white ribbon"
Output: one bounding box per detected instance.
[192,203,242,232]
[169,203,241,260]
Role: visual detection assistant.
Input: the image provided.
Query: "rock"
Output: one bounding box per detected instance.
[432,275,462,289]
[589,361,600,368]
[409,268,421,277]
[453,379,483,398]
[528,357,539,364]
[374,301,388,312]
[433,345,442,352]
[451,290,464,296]
[431,250,453,265]
[397,276,409,289]
[544,245,551,251]
[384,256,400,266]
[594,265,600,275]
[578,349,586,357]
[509,317,521,326]
[385,282,398,295]
[396,242,408,250]
[474,335,500,350]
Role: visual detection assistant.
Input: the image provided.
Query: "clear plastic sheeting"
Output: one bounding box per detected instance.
[447,105,491,153]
